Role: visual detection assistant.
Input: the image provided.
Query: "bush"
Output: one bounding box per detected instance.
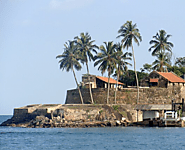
[113,105,119,111]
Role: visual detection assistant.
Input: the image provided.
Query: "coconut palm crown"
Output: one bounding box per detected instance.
[74,32,98,63]
[149,30,174,56]
[117,21,142,49]
[56,40,84,104]
[115,42,132,76]
[152,51,172,72]
[117,21,142,122]
[94,41,117,104]
[114,42,132,103]
[74,32,98,104]
[117,21,142,100]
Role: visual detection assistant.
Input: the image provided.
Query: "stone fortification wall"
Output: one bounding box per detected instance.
[1,104,136,127]
[66,86,184,104]
[11,104,62,124]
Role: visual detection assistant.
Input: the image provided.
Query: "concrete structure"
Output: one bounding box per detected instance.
[143,111,159,120]
[135,104,172,121]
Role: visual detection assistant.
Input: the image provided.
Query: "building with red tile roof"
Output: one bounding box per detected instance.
[82,74,124,89]
[157,72,185,83]
[140,71,185,88]
[96,76,124,85]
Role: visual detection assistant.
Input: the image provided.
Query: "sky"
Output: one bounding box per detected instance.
[0,0,185,114]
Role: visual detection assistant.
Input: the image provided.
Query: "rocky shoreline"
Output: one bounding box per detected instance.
[2,116,129,128]
[0,104,134,128]
[1,104,184,128]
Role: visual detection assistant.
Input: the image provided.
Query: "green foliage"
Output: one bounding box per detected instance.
[117,21,142,49]
[117,20,142,106]
[113,105,119,111]
[148,30,173,56]
[75,32,98,63]
[94,41,117,75]
[152,52,172,72]
[141,63,153,73]
[175,57,185,68]
[119,70,148,86]
[41,104,58,107]
[99,110,103,114]
[120,111,127,117]
[177,109,182,117]
[74,32,98,104]
[114,42,132,76]
[168,66,185,77]
[93,101,97,105]
[94,41,117,103]
[56,41,82,72]
[56,41,84,104]
[148,30,173,72]
[66,106,81,109]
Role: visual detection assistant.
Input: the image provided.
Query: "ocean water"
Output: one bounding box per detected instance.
[0,115,185,150]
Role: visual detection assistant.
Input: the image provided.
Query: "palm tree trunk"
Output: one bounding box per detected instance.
[115,69,119,104]
[107,72,110,104]
[86,61,94,104]
[132,45,139,122]
[160,62,163,72]
[72,67,84,104]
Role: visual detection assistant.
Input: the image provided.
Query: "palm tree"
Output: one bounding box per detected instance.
[114,43,132,104]
[94,41,117,104]
[141,63,153,73]
[56,41,84,104]
[75,32,98,104]
[152,51,172,72]
[175,57,185,68]
[149,30,173,56]
[117,21,142,107]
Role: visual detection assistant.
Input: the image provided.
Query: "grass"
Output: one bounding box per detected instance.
[66,106,83,109]
[120,111,127,118]
[41,104,58,107]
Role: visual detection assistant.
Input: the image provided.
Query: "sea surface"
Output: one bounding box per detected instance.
[0,115,185,150]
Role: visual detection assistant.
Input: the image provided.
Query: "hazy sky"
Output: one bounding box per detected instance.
[1,0,185,114]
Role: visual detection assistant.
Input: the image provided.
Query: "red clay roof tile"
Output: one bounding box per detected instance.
[157,72,185,83]
[150,78,159,82]
[96,76,124,85]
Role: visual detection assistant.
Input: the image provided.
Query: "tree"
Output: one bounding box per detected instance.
[175,57,185,68]
[56,41,84,104]
[140,63,153,73]
[94,41,117,104]
[75,32,98,104]
[168,66,185,77]
[117,21,142,108]
[152,51,172,72]
[114,42,132,103]
[119,70,148,87]
[149,30,173,56]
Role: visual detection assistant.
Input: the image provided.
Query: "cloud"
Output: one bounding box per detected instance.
[49,0,94,10]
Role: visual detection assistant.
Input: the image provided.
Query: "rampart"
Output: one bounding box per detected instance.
[66,86,185,104]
